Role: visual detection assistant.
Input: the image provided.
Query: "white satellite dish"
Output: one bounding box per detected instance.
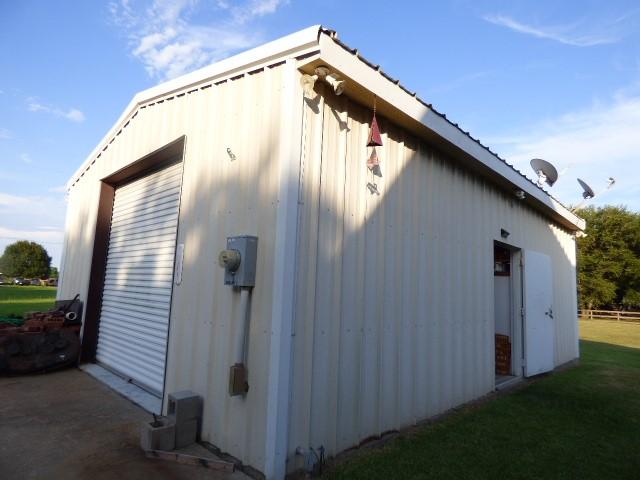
[530,158,559,187]
[578,178,595,199]
[573,177,616,211]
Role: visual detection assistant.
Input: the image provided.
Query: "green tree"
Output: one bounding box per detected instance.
[0,241,51,278]
[576,206,640,310]
[49,266,59,279]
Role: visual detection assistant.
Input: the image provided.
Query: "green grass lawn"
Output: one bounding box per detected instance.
[579,319,640,349]
[0,285,57,317]
[324,320,640,480]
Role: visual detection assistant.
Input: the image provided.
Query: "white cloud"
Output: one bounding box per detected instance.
[19,153,32,164]
[27,97,85,123]
[48,185,68,193]
[0,226,63,244]
[65,109,86,122]
[0,192,66,266]
[483,14,619,47]
[110,0,288,80]
[485,92,640,210]
[234,0,287,23]
[0,128,11,140]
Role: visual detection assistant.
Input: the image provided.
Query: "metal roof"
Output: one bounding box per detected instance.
[314,27,584,231]
[66,25,584,231]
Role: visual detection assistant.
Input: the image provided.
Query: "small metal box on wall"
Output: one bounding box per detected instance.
[221,236,258,287]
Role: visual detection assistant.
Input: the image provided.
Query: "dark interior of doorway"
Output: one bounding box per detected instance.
[494,244,515,385]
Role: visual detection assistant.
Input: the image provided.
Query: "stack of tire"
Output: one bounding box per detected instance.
[0,308,81,375]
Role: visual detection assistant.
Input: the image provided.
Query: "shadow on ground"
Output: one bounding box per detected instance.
[0,368,248,480]
[321,340,640,480]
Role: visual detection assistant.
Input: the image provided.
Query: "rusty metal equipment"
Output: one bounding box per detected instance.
[0,296,82,375]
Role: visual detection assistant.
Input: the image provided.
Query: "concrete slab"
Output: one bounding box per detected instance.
[81,363,162,414]
[0,368,249,480]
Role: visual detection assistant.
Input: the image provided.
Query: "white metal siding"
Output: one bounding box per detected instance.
[58,61,291,474]
[287,88,579,468]
[57,50,581,475]
[96,162,182,394]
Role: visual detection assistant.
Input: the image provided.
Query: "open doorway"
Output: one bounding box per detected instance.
[494,243,523,388]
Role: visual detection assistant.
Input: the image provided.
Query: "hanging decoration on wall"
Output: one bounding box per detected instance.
[366,182,380,195]
[367,147,379,169]
[366,96,383,186]
[367,96,383,147]
[367,147,382,178]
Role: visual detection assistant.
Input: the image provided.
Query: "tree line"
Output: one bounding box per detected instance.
[1,207,638,309]
[577,206,640,310]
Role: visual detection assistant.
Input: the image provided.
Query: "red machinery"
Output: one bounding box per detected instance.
[0,296,82,374]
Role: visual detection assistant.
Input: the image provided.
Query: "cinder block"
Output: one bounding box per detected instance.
[140,418,175,451]
[174,418,198,449]
[167,390,202,425]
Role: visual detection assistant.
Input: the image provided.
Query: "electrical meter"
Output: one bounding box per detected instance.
[219,236,258,287]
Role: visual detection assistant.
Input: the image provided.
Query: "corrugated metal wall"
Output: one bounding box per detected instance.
[58,58,579,475]
[287,87,578,464]
[58,62,290,472]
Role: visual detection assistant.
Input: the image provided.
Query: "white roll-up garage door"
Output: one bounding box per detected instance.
[96,162,183,395]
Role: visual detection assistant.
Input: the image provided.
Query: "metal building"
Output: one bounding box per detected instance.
[58,26,584,479]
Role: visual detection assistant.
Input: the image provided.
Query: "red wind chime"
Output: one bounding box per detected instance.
[367,96,383,178]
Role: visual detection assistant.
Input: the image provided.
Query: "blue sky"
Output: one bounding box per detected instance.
[1,0,639,266]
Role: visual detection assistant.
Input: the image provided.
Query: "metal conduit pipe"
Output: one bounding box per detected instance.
[229,287,251,396]
[234,288,251,365]
[218,236,258,396]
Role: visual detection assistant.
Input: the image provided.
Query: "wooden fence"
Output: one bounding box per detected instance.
[579,309,640,323]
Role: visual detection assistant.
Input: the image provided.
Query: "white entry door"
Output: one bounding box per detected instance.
[96,162,183,395]
[523,250,555,377]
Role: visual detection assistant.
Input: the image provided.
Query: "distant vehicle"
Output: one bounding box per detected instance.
[13,277,28,286]
[47,278,58,287]
[0,275,6,284]
[30,279,43,286]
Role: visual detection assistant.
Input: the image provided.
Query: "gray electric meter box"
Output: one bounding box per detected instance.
[223,236,258,287]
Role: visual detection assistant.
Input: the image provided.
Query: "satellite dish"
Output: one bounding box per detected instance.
[572,177,615,212]
[530,158,559,187]
[577,178,595,199]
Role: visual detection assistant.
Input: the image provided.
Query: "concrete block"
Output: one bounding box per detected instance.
[174,418,198,449]
[167,390,202,425]
[140,418,175,452]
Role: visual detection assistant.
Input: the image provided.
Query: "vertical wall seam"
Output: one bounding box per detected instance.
[306,86,327,449]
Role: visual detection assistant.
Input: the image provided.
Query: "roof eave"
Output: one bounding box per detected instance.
[66,25,585,232]
[313,33,585,232]
[65,25,323,190]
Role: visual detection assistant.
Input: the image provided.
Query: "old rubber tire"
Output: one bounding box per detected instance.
[7,343,20,356]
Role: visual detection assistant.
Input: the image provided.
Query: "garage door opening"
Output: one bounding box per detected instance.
[80,137,185,405]
[95,161,183,396]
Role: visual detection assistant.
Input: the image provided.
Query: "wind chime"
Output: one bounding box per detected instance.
[366,96,383,195]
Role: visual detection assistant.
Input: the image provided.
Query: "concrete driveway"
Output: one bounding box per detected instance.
[0,368,249,480]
